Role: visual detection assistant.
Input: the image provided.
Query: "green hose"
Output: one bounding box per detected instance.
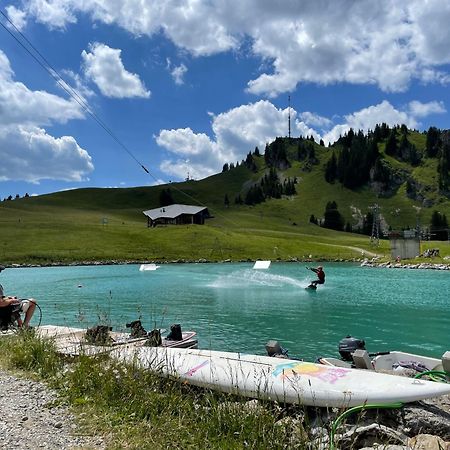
[414,370,450,383]
[329,402,403,450]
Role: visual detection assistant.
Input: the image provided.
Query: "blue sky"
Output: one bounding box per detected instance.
[1,0,450,199]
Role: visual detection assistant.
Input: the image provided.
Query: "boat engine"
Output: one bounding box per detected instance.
[338,335,366,361]
[166,323,182,341]
[265,340,289,358]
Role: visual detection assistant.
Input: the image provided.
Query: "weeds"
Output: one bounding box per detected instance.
[0,332,310,449]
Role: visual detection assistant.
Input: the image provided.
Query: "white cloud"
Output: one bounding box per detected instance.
[0,50,93,183]
[323,101,417,144]
[16,0,450,95]
[0,125,93,183]
[170,63,188,85]
[5,5,28,31]
[81,43,150,99]
[408,100,446,118]
[299,112,332,129]
[26,0,77,29]
[0,52,84,126]
[156,100,317,179]
[321,99,447,145]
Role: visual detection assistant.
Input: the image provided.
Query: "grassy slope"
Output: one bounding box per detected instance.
[1,132,449,264]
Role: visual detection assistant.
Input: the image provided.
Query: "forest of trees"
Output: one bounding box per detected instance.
[222,123,449,235]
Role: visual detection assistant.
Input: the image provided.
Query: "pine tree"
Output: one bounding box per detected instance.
[323,201,344,231]
[426,126,441,158]
[385,129,397,156]
[325,152,337,183]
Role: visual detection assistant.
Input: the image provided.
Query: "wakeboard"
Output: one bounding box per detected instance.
[305,284,317,290]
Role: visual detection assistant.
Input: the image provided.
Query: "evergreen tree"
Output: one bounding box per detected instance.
[264,138,290,169]
[322,201,344,231]
[245,185,265,205]
[224,193,230,208]
[244,152,257,171]
[222,163,229,172]
[426,126,441,158]
[362,211,374,235]
[309,214,318,225]
[438,134,450,191]
[254,146,260,156]
[325,152,337,183]
[385,129,397,156]
[367,138,380,166]
[398,134,420,165]
[372,158,391,184]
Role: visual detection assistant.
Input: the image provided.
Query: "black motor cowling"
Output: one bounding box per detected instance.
[166,323,182,341]
[338,335,366,361]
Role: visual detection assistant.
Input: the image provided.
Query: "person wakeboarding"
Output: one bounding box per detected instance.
[307,265,325,288]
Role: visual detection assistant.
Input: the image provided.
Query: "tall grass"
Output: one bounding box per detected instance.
[0,332,312,449]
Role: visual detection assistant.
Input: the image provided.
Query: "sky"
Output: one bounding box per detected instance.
[1,0,450,199]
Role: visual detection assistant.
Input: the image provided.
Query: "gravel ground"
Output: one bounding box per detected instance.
[0,370,105,449]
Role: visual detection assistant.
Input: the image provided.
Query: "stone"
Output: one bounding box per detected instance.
[408,434,448,450]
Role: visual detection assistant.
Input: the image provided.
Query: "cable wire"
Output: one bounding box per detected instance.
[0,9,232,219]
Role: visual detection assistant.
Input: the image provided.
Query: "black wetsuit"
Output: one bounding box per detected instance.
[311,269,325,286]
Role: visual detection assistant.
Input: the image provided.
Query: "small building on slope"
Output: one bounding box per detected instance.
[143,204,210,227]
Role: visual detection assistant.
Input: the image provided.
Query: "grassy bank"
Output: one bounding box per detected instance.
[0,331,314,449]
[1,146,449,266]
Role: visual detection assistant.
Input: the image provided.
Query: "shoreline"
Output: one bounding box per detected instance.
[361,259,450,270]
[3,257,450,270]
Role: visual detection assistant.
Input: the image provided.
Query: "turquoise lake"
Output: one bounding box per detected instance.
[2,263,449,361]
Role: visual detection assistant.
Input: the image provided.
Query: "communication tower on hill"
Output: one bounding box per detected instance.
[370,203,380,245]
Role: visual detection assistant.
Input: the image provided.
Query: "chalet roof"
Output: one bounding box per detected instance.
[143,204,208,220]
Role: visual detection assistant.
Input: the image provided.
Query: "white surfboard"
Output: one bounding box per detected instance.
[110,346,450,408]
[253,260,271,269]
[139,263,160,271]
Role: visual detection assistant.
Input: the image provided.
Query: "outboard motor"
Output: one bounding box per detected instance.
[338,335,366,361]
[265,340,289,358]
[166,323,182,341]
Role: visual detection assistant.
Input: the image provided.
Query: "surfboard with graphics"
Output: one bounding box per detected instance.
[111,346,450,408]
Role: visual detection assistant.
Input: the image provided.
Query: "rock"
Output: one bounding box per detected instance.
[336,423,407,449]
[399,403,450,439]
[408,434,448,450]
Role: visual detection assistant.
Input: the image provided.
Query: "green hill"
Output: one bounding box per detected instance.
[1,126,449,265]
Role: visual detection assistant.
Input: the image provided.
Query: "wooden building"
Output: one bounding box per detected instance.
[143,204,210,227]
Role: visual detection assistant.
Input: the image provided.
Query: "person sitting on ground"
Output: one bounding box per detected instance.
[308,265,325,287]
[0,265,37,329]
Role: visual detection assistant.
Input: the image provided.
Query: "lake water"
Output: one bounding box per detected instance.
[2,263,449,361]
